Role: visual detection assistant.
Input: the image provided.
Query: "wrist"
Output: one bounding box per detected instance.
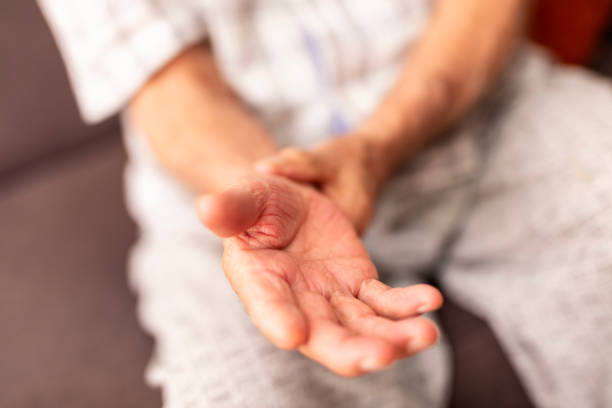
[350,129,411,188]
[354,67,454,181]
[340,133,395,197]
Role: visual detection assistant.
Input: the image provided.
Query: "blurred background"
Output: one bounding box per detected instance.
[1,1,612,407]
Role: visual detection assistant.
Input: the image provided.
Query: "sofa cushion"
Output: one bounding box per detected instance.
[0,135,161,408]
[0,0,118,176]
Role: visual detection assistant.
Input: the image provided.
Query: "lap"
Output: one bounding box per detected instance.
[361,46,612,407]
[445,46,612,295]
[440,47,612,408]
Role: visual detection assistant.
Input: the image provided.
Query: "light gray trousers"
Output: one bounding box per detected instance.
[127,50,612,407]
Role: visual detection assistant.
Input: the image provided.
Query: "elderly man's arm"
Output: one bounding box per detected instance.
[256,0,531,232]
[359,0,530,171]
[128,43,278,193]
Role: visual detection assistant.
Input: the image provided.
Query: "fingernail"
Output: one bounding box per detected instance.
[416,304,429,314]
[359,357,386,372]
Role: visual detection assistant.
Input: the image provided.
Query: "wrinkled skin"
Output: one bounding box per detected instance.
[197,175,443,376]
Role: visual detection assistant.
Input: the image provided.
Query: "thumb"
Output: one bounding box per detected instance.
[254,148,325,182]
[196,183,267,238]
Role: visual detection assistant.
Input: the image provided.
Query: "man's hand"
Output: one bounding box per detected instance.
[254,135,388,235]
[197,175,442,376]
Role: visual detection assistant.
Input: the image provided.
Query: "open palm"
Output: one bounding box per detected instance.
[197,175,442,376]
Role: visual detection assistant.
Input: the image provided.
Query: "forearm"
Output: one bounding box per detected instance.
[358,0,531,183]
[128,43,277,194]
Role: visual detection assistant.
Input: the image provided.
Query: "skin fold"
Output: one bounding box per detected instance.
[129,0,530,375]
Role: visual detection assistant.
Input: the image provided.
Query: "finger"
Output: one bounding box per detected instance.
[331,293,439,356]
[254,148,325,182]
[224,254,308,349]
[295,290,397,376]
[196,183,266,238]
[325,183,372,235]
[358,279,444,319]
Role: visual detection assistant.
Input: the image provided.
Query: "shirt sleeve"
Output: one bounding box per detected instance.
[37,0,208,123]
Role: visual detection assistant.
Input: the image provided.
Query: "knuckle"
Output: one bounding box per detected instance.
[281,147,309,162]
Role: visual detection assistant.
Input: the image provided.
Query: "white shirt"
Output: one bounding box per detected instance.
[38,0,432,236]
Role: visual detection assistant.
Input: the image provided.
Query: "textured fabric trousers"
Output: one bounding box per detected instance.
[126,49,612,407]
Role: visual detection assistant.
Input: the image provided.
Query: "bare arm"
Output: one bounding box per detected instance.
[359,0,531,180]
[128,43,277,194]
